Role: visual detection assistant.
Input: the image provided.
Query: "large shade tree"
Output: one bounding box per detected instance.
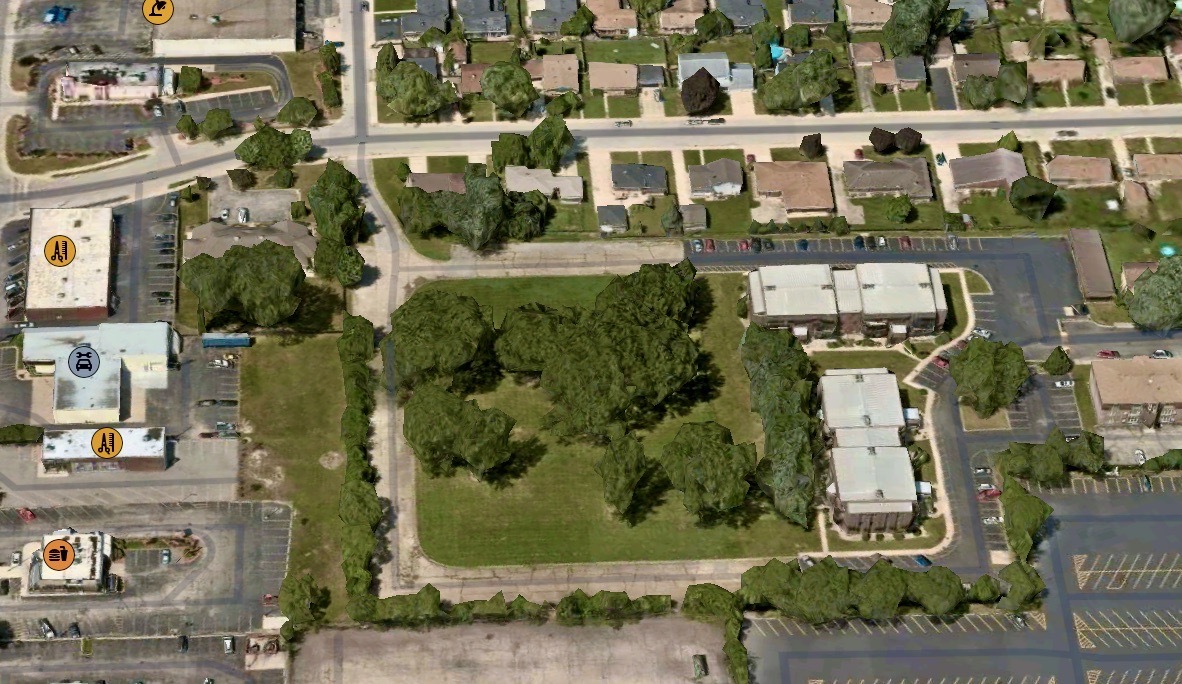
[659,421,757,521]
[758,50,840,111]
[998,476,1054,563]
[1128,255,1182,330]
[388,288,493,386]
[403,384,515,480]
[481,61,539,119]
[178,241,305,328]
[1109,0,1173,43]
[949,337,1029,417]
[883,0,963,57]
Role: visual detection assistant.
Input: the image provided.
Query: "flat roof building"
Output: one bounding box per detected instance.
[151,0,296,56]
[819,367,907,432]
[58,63,161,102]
[1090,357,1182,428]
[26,208,114,323]
[42,427,168,472]
[27,529,112,594]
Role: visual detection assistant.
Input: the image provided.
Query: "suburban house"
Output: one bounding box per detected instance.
[589,62,639,93]
[949,0,989,23]
[746,263,947,339]
[872,56,927,90]
[586,0,638,36]
[611,163,669,196]
[456,0,509,38]
[950,53,1001,82]
[541,53,580,93]
[1133,154,1182,180]
[850,42,885,65]
[638,65,666,88]
[678,53,755,90]
[185,219,318,274]
[716,0,767,28]
[949,149,1028,192]
[1090,357,1182,428]
[1026,59,1086,85]
[843,0,892,31]
[752,161,835,213]
[1045,155,1114,186]
[660,0,706,33]
[530,0,577,34]
[459,63,489,95]
[819,368,916,534]
[503,166,584,202]
[1067,228,1116,300]
[399,0,450,39]
[1121,261,1158,292]
[842,158,934,201]
[1041,0,1073,21]
[448,40,469,68]
[788,0,835,27]
[681,204,708,232]
[1111,56,1170,83]
[403,47,440,78]
[688,158,744,199]
[406,172,467,194]
[597,205,629,233]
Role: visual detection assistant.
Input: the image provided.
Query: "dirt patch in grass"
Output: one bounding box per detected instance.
[319,451,345,470]
[959,404,1011,431]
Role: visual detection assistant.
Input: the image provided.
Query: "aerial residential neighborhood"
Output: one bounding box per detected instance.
[2,0,1182,682]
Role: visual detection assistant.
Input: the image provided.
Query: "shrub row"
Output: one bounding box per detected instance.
[0,424,43,444]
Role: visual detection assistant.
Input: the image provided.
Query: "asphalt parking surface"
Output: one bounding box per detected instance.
[747,611,1045,638]
[1073,608,1182,650]
[1073,553,1182,592]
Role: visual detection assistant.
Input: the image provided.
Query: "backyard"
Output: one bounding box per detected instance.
[371,156,454,260]
[582,38,667,64]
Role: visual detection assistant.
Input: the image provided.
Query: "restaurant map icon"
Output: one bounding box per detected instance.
[42,538,76,572]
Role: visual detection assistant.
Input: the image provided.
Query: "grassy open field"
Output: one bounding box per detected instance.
[959,403,1011,431]
[278,51,340,120]
[240,335,349,620]
[1049,139,1116,159]
[205,71,278,96]
[426,156,470,173]
[414,274,828,566]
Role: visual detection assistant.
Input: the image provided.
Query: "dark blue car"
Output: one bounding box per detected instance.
[914,555,933,567]
[853,235,865,250]
[796,239,809,251]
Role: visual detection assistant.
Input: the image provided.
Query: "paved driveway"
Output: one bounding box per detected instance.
[930,67,958,111]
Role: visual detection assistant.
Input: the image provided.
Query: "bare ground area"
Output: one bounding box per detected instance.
[292,618,729,684]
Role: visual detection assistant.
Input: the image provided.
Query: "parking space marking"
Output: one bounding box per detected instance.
[1075,554,1182,591]
[1090,669,1182,684]
[1031,473,1182,495]
[748,611,1045,637]
[812,677,1052,684]
[1075,609,1182,649]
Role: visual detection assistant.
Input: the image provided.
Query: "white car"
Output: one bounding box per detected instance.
[1135,448,1146,465]
[223,635,235,654]
[970,327,994,340]
[220,208,230,221]
[10,550,20,566]
[974,467,991,475]
[982,516,1003,525]
[977,482,996,492]
[237,208,249,223]
[1152,349,1174,359]
[1054,380,1075,389]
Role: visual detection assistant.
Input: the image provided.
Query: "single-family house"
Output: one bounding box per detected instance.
[951,53,1001,82]
[541,53,580,93]
[872,57,927,90]
[1026,59,1085,84]
[843,0,892,31]
[597,205,629,233]
[1133,154,1182,180]
[949,148,1028,191]
[399,0,450,39]
[1122,180,1152,216]
[503,166,584,202]
[531,0,577,34]
[788,0,835,27]
[588,62,639,93]
[679,52,755,89]
[403,47,439,78]
[611,163,669,195]
[843,158,935,201]
[1041,0,1073,22]
[456,0,509,38]
[459,63,489,95]
[1111,56,1170,84]
[1121,261,1158,292]
[1045,155,1114,186]
[850,42,885,66]
[405,173,467,194]
[716,0,767,28]
[688,158,744,199]
[638,64,666,88]
[660,0,706,33]
[448,41,469,68]
[586,0,638,35]
[752,161,835,212]
[681,204,708,232]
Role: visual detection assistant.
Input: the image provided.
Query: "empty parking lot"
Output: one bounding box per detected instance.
[747,611,1045,638]
[1074,609,1182,649]
[1074,554,1182,592]
[814,677,1056,684]
[1030,474,1182,496]
[1088,669,1182,684]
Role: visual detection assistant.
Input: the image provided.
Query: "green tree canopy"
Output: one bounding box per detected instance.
[682,583,741,621]
[279,572,329,631]
[545,90,583,116]
[319,43,342,75]
[997,62,1028,104]
[179,65,203,94]
[883,0,962,56]
[758,49,840,111]
[1009,175,1058,220]
[905,566,965,615]
[491,133,531,174]
[1128,255,1182,330]
[662,203,684,234]
[234,124,312,170]
[998,560,1046,611]
[998,131,1021,151]
[319,71,343,108]
[199,108,234,139]
[795,557,856,624]
[481,61,539,119]
[1110,0,1173,42]
[995,428,1104,485]
[178,241,305,327]
[176,114,199,139]
[886,194,914,223]
[967,574,1002,603]
[309,159,365,245]
[1144,449,1182,473]
[226,168,255,191]
[740,558,801,611]
[594,431,651,518]
[561,4,596,35]
[527,115,574,170]
[278,96,319,126]
[853,560,908,620]
[389,288,493,386]
[659,422,756,521]
[400,165,547,250]
[1044,346,1074,375]
[752,20,782,48]
[949,337,1029,417]
[999,475,1054,563]
[784,23,811,51]
[403,384,516,479]
[494,302,580,373]
[695,10,735,41]
[594,261,700,326]
[963,74,999,109]
[379,61,457,119]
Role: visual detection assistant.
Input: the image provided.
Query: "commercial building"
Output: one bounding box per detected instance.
[184,220,318,274]
[21,323,179,424]
[26,208,114,323]
[746,263,947,340]
[151,0,296,57]
[41,427,168,472]
[1090,357,1182,428]
[503,166,585,202]
[1067,228,1115,300]
[58,63,162,102]
[819,369,916,533]
[27,529,112,594]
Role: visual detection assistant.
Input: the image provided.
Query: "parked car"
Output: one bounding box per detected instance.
[738,239,749,251]
[852,235,865,250]
[223,636,236,654]
[947,234,959,250]
[154,233,173,241]
[152,104,164,117]
[614,120,633,128]
[976,488,1002,501]
[1152,349,1174,359]
[761,238,774,251]
[361,0,370,9]
[913,555,933,568]
[324,39,345,47]
[876,235,887,249]
[691,239,703,253]
[1141,475,1153,492]
[796,238,809,251]
[237,208,249,224]
[158,248,176,256]
[197,399,218,407]
[970,327,994,340]
[899,235,912,250]
[687,119,706,126]
[178,635,189,653]
[974,467,991,475]
[977,482,996,492]
[866,234,878,251]
[704,239,715,253]
[150,291,172,298]
[67,622,81,638]
[707,118,726,125]
[1135,448,1146,465]
[1056,130,1078,137]
[168,193,178,208]
[11,550,21,566]
[217,399,238,407]
[39,618,56,638]
[161,548,171,565]
[799,555,816,570]
[1054,380,1075,389]
[982,516,1003,525]
[153,263,173,269]
[933,356,949,369]
[1008,613,1027,629]
[751,239,762,253]
[1096,350,1121,359]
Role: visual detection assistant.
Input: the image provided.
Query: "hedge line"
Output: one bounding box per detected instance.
[0,424,43,444]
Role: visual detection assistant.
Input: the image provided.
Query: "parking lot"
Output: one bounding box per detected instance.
[684,233,988,262]
[185,89,278,123]
[812,677,1055,684]
[1088,669,1182,684]
[184,340,243,435]
[1074,608,1182,649]
[208,184,301,225]
[13,0,152,58]
[121,193,181,324]
[1074,553,1182,592]
[746,611,1044,638]
[1045,382,1083,433]
[971,292,998,334]
[1029,473,1182,495]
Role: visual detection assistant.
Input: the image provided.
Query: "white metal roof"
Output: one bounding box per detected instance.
[42,427,166,461]
[832,426,903,447]
[831,445,916,512]
[747,265,837,317]
[854,263,941,317]
[26,208,112,313]
[819,368,906,430]
[22,323,174,363]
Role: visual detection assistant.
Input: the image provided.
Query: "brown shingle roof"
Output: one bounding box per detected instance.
[1121,261,1158,292]
[541,53,579,92]
[586,0,638,30]
[843,158,934,200]
[850,42,884,65]
[951,53,1001,81]
[406,172,467,194]
[950,149,1028,189]
[459,63,489,94]
[753,161,834,211]
[1041,0,1073,21]
[1122,180,1151,213]
[1111,56,1169,83]
[1092,357,1182,406]
[1026,59,1085,84]
[1134,154,1182,180]
[660,0,706,30]
[1045,155,1113,185]
[588,62,638,91]
[844,0,891,25]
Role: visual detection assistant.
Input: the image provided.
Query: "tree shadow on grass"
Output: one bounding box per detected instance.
[635,351,724,430]
[687,276,716,330]
[483,435,547,489]
[621,464,673,526]
[694,492,769,530]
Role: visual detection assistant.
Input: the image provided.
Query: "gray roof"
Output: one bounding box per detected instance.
[789,0,835,24]
[689,158,744,194]
[730,63,754,90]
[894,55,927,82]
[679,53,731,85]
[184,220,318,269]
[820,368,907,431]
[638,64,666,87]
[831,445,917,512]
[680,204,708,228]
[716,0,767,26]
[949,0,989,22]
[950,148,1028,188]
[611,163,668,192]
[531,0,577,32]
[400,0,450,35]
[457,0,509,33]
[597,205,628,227]
[843,157,934,200]
[407,56,439,77]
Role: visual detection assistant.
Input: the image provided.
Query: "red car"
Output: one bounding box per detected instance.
[933,356,950,369]
[704,239,715,253]
[18,508,35,522]
[899,236,912,250]
[739,239,750,251]
[976,489,1002,501]
[1096,350,1121,359]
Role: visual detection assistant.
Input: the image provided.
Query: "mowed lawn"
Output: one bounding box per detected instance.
[240,335,349,620]
[415,274,823,566]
